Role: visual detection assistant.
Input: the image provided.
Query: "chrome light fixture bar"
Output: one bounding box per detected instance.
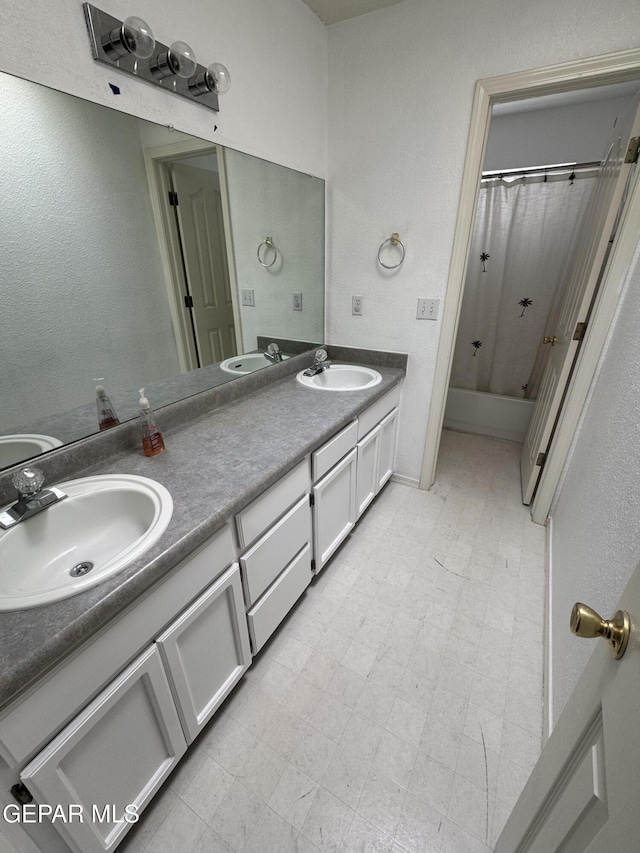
[84,4,230,113]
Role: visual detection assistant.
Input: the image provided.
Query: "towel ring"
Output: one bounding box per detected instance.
[257,237,278,268]
[377,232,405,269]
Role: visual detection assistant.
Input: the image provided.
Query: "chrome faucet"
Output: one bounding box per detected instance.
[264,342,284,363]
[0,467,67,529]
[303,348,331,376]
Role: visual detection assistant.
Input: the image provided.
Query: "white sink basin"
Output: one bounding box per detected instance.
[296,365,382,391]
[220,353,289,375]
[0,474,173,610]
[0,435,62,468]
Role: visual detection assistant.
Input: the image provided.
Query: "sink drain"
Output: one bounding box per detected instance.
[70,562,94,577]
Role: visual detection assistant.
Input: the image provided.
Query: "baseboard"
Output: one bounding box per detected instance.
[390,473,420,488]
[544,516,553,743]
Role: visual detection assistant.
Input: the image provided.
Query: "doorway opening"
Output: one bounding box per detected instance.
[420,49,640,524]
[144,140,241,374]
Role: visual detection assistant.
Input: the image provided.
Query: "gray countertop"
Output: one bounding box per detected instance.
[0,363,404,710]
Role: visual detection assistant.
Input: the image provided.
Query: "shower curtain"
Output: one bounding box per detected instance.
[450,171,597,399]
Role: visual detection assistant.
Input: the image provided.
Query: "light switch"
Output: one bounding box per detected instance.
[417,298,439,320]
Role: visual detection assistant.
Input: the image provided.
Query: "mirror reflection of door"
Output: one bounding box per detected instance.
[168,157,237,368]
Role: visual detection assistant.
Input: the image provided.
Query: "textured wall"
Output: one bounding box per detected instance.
[0,76,180,430]
[326,0,640,481]
[0,0,327,178]
[549,245,640,724]
[224,149,325,350]
[485,96,634,171]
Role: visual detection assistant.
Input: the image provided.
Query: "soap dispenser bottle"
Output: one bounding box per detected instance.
[138,388,165,457]
[95,378,120,430]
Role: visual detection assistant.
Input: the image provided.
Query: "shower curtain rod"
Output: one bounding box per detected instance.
[482,160,600,180]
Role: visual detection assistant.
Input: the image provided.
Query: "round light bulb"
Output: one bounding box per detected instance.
[122,16,155,59]
[169,41,197,79]
[206,62,231,95]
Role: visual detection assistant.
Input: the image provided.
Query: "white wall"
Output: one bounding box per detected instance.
[325,0,640,482]
[548,244,640,725]
[0,0,327,178]
[224,149,325,349]
[484,96,634,171]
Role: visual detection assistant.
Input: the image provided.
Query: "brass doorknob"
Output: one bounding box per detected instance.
[543,336,558,346]
[570,602,630,660]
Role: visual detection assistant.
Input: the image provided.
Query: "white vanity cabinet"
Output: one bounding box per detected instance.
[313,385,400,572]
[237,459,313,654]
[157,563,251,743]
[20,646,186,853]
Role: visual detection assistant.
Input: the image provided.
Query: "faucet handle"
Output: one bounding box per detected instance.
[12,467,45,499]
[313,348,328,364]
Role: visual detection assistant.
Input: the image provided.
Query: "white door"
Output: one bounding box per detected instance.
[496,559,640,851]
[312,448,357,572]
[171,162,237,367]
[520,97,640,503]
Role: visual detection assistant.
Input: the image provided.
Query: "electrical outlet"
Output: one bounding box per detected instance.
[417,297,439,320]
[293,291,303,311]
[241,289,255,307]
[352,295,364,316]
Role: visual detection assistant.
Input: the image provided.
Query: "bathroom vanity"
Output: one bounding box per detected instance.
[0,354,404,853]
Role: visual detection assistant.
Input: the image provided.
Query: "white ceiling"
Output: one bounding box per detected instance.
[301,0,404,25]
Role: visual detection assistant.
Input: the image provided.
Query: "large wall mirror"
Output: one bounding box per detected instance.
[0,72,325,470]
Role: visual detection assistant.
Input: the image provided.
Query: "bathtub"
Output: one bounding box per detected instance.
[443,387,536,443]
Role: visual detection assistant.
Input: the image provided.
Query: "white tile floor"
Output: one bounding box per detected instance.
[120,430,546,853]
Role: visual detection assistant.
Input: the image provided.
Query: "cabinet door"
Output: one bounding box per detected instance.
[157,563,251,743]
[312,448,357,573]
[356,424,381,518]
[376,407,398,491]
[21,646,186,853]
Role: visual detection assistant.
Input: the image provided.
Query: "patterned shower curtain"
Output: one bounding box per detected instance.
[450,171,597,399]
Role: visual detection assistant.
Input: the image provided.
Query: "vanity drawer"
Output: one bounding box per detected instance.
[357,385,400,439]
[236,458,309,549]
[241,496,311,606]
[247,544,312,653]
[312,420,358,481]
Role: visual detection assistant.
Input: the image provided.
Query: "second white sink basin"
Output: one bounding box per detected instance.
[0,474,173,610]
[220,353,289,374]
[296,364,382,391]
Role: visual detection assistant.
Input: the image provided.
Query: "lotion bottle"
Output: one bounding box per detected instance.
[138,388,165,457]
[95,378,120,430]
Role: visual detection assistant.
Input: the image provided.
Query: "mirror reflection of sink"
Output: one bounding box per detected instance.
[220,353,290,375]
[0,435,63,468]
[296,365,382,391]
[0,475,173,611]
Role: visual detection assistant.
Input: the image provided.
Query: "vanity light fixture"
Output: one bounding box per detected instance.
[84,4,230,114]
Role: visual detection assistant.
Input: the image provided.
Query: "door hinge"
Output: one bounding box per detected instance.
[184,295,194,309]
[168,190,179,206]
[624,136,640,164]
[536,452,547,469]
[573,321,588,342]
[309,493,315,506]
[10,783,33,805]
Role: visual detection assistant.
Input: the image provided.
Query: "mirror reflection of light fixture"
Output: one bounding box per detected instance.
[84,4,229,113]
[150,41,198,80]
[101,15,155,60]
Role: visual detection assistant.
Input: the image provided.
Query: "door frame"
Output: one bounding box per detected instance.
[419,48,640,524]
[143,140,242,373]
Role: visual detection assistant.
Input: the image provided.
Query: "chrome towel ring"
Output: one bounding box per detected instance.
[257,236,278,268]
[377,232,405,269]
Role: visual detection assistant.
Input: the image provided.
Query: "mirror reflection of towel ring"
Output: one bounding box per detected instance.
[257,237,278,268]
[377,232,405,269]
